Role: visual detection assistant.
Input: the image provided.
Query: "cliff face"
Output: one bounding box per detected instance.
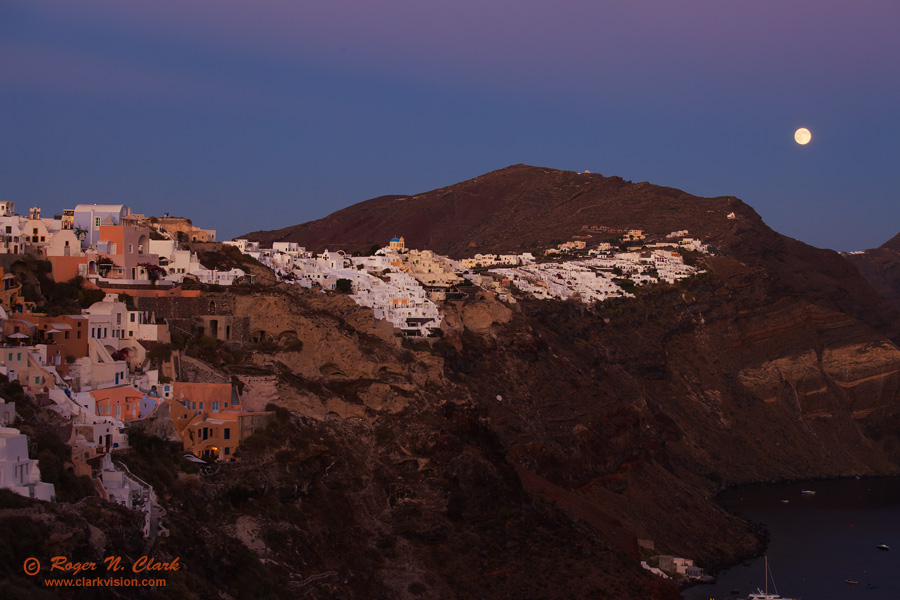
[98,261,900,598]
[206,165,900,597]
[844,233,900,317]
[5,167,900,599]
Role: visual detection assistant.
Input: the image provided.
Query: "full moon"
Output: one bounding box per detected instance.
[794,127,812,145]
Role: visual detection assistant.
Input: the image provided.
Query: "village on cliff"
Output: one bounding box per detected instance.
[0,201,711,566]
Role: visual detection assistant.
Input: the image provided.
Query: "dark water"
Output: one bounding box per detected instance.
[682,477,900,600]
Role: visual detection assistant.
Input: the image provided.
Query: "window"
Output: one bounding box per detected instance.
[116,314,121,325]
[130,314,135,322]
[225,447,230,455]
[65,331,70,340]
[16,353,21,361]
[94,217,100,227]
[212,401,219,412]
[224,428,230,440]
[77,331,81,339]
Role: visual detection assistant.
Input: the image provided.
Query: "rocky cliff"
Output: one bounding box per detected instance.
[844,232,900,318]
[4,166,900,599]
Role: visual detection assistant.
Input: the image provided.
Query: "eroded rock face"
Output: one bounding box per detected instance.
[125,252,900,599]
[459,294,513,334]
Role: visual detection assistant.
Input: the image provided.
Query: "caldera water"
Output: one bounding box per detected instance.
[682,477,900,600]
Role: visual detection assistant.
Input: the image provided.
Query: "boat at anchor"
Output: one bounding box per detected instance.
[744,557,798,600]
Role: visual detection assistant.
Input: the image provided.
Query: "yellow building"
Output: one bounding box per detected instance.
[167,383,272,462]
[389,236,405,251]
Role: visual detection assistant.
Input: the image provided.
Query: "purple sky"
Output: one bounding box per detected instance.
[2,1,898,250]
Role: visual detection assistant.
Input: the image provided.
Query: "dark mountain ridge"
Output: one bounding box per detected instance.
[246,163,900,341]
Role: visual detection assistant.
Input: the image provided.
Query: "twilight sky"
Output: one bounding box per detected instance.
[1,1,898,250]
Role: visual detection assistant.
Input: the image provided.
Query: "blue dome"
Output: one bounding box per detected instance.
[390,237,400,242]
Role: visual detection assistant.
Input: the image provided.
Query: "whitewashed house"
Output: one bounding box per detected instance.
[0,427,55,501]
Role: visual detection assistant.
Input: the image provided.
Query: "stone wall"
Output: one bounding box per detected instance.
[136,293,251,343]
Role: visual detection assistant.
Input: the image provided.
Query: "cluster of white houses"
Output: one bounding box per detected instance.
[228,237,448,336]
[230,230,709,331]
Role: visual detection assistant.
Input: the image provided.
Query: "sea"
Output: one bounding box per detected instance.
[681,477,900,600]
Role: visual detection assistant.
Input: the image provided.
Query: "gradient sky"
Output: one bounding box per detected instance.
[1,1,898,250]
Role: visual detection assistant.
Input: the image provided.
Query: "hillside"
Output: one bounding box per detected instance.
[246,164,900,341]
[245,165,743,256]
[4,166,900,599]
[844,233,900,315]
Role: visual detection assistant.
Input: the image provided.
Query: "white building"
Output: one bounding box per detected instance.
[72,204,130,248]
[69,339,129,392]
[0,426,55,501]
[84,295,129,350]
[272,242,304,254]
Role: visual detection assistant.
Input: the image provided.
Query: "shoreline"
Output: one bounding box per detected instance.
[680,474,900,599]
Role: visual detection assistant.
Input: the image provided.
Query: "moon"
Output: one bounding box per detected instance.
[794,127,812,145]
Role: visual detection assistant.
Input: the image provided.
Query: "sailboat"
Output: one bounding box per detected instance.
[745,556,798,600]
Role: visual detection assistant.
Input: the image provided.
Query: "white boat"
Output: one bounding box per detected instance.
[745,556,798,600]
[801,490,816,495]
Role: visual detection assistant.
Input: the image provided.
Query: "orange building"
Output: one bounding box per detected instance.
[13,313,89,365]
[172,382,240,414]
[167,382,272,462]
[92,385,144,422]
[49,255,89,283]
[96,224,158,281]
